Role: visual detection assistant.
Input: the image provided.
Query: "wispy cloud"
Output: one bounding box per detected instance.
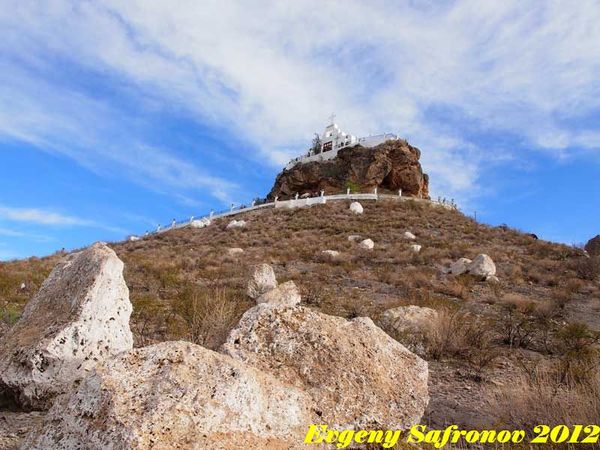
[0,205,92,226]
[0,204,127,235]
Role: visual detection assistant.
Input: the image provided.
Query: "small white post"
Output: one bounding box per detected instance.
[145,231,149,236]
[189,216,194,223]
[295,193,299,200]
[252,200,256,207]
[210,210,214,219]
[171,219,176,228]
[157,224,161,232]
[320,190,324,197]
[346,188,350,195]
[275,196,279,205]
[374,187,378,195]
[398,189,402,197]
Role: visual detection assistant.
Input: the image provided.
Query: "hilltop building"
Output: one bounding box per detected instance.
[286,115,399,170]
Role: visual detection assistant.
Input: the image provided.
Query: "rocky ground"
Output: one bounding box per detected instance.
[1,199,599,448]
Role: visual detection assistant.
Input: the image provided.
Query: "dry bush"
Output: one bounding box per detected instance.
[426,308,501,380]
[170,285,249,350]
[572,256,600,281]
[491,362,600,431]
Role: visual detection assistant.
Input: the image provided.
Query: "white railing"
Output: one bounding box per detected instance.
[132,190,457,240]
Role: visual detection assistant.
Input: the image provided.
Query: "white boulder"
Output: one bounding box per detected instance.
[190,218,211,229]
[227,247,244,256]
[321,250,340,258]
[256,281,301,307]
[226,219,246,229]
[467,254,497,278]
[410,244,422,253]
[0,243,133,409]
[349,202,364,215]
[347,235,362,242]
[127,235,140,242]
[246,264,278,299]
[359,238,375,250]
[404,231,416,240]
[449,257,472,275]
[23,341,314,449]
[222,305,428,430]
[379,305,438,336]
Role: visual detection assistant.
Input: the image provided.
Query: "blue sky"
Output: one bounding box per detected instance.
[1,0,599,260]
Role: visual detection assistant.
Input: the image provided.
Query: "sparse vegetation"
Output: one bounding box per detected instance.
[1,199,598,434]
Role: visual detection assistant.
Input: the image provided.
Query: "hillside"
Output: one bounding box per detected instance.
[1,198,599,446]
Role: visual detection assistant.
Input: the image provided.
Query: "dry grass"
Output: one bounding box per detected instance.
[0,199,598,433]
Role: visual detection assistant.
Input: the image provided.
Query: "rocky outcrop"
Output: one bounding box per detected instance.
[585,235,600,257]
[246,264,278,299]
[222,304,428,430]
[256,281,301,307]
[0,243,133,410]
[190,218,211,228]
[23,341,315,450]
[268,140,429,199]
[404,231,416,240]
[349,201,363,214]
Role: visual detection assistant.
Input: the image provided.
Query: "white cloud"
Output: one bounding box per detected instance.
[1,0,599,205]
[0,205,91,226]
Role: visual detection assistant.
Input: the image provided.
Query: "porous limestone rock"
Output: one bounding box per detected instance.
[190,218,211,229]
[410,244,422,253]
[467,254,496,279]
[359,238,374,250]
[404,231,416,240]
[584,235,600,257]
[321,250,340,258]
[268,140,430,200]
[226,219,246,229]
[349,201,364,215]
[227,247,244,256]
[449,257,472,275]
[246,263,278,299]
[222,305,429,430]
[0,243,133,410]
[23,341,315,450]
[379,305,438,336]
[347,235,362,242]
[256,281,301,307]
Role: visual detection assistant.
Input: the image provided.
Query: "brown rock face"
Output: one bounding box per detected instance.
[268,140,429,200]
[585,235,600,256]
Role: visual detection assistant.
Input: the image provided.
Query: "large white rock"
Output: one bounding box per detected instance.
[449,257,472,275]
[359,238,374,250]
[379,305,438,336]
[0,243,133,409]
[410,244,422,253]
[23,341,315,450]
[226,219,246,229]
[256,281,301,307]
[404,231,416,240]
[222,305,428,430]
[190,218,210,229]
[246,263,278,299]
[467,254,496,278]
[349,202,364,215]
